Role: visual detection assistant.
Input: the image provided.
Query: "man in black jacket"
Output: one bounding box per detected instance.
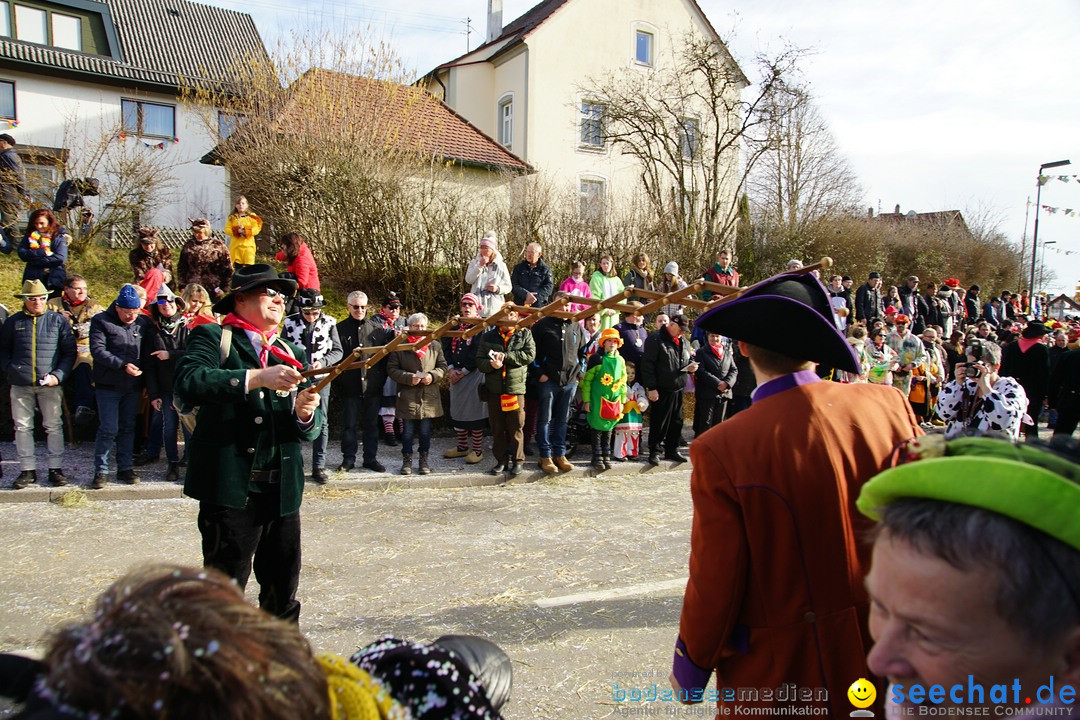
[0,133,24,252]
[531,294,587,473]
[510,242,554,308]
[89,284,152,488]
[336,290,387,473]
[854,271,884,324]
[1049,348,1080,439]
[0,279,75,488]
[640,315,698,465]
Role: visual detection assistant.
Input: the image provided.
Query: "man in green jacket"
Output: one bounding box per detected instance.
[476,309,535,477]
[173,264,321,622]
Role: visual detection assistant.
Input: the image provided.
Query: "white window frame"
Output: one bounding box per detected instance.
[217,110,248,139]
[121,98,176,139]
[579,100,605,151]
[14,4,45,45]
[51,12,80,51]
[679,117,700,160]
[496,93,513,150]
[579,175,607,224]
[0,2,10,37]
[631,21,658,68]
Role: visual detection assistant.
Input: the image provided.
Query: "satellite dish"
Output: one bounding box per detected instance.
[906,210,917,218]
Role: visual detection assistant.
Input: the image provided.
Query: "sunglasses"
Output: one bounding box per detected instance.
[301,309,321,315]
[349,304,367,310]
[386,303,401,310]
[156,298,176,305]
[261,287,285,299]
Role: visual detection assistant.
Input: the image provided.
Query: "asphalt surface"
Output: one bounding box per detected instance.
[0,432,697,719]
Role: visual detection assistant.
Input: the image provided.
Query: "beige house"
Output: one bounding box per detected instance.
[419,0,743,222]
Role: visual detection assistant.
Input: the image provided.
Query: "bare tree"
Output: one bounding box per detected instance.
[579,32,806,269]
[748,85,863,242]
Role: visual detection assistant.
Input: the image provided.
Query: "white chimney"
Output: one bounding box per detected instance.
[487,0,503,44]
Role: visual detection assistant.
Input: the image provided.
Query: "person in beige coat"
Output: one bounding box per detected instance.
[388,312,447,475]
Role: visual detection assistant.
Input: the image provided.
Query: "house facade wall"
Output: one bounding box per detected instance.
[437,0,731,208]
[0,67,230,228]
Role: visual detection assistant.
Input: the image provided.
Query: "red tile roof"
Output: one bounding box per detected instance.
[206,69,530,173]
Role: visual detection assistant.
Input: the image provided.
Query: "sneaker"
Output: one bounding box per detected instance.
[464,450,483,464]
[90,473,108,489]
[12,470,35,490]
[47,469,68,487]
[117,469,140,485]
[362,459,387,473]
[443,447,468,459]
[931,419,946,427]
[538,457,558,474]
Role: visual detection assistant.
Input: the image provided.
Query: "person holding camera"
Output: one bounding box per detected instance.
[937,338,1028,440]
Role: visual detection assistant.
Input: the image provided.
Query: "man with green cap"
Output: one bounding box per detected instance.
[0,279,75,488]
[858,435,1080,715]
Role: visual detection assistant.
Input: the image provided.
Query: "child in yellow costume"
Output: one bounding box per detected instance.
[581,327,627,471]
[224,195,262,267]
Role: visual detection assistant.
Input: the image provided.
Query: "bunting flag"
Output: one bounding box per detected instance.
[113,133,175,150]
[1045,246,1080,256]
[0,119,18,128]
[1041,205,1078,217]
[1038,174,1079,186]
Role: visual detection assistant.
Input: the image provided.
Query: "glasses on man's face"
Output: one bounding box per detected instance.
[26,296,47,302]
[349,304,367,310]
[261,287,284,299]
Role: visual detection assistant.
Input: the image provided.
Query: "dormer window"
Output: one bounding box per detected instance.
[14,4,44,44]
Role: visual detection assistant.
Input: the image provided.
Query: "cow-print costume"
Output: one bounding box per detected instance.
[129,244,173,284]
[283,311,339,367]
[938,375,1029,441]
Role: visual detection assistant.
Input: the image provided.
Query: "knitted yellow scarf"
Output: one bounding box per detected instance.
[316,653,409,720]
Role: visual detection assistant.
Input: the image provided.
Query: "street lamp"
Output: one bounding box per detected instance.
[1040,240,1057,299]
[1030,159,1072,309]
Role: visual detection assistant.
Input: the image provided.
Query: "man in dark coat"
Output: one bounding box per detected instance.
[854,271,884,324]
[89,284,152,488]
[510,242,554,308]
[0,279,76,488]
[640,314,698,465]
[692,332,737,436]
[174,264,321,622]
[1049,347,1080,438]
[0,133,24,252]
[335,290,386,472]
[1000,323,1051,439]
[531,296,588,474]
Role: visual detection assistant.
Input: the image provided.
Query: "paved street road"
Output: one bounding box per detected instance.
[0,469,694,719]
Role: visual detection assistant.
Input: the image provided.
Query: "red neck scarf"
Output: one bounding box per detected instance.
[709,343,723,359]
[408,335,428,360]
[222,313,303,370]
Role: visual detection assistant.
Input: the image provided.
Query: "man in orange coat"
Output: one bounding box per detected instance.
[670,272,921,717]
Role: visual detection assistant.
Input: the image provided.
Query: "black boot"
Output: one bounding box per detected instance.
[591,431,605,471]
[166,462,181,483]
[47,469,68,487]
[418,452,431,475]
[400,454,412,475]
[601,432,612,470]
[12,470,35,489]
[647,448,661,466]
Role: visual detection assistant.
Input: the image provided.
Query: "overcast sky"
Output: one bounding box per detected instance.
[211,0,1079,295]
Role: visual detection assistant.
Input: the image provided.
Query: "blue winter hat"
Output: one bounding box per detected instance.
[115,284,142,309]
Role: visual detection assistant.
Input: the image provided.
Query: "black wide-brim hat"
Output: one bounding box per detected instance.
[212,263,297,315]
[695,272,860,373]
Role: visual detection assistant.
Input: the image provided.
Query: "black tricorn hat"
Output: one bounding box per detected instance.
[695,273,860,373]
[212,263,297,315]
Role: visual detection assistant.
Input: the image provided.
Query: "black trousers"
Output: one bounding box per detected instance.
[340,391,382,464]
[198,493,302,623]
[648,390,683,453]
[693,394,728,437]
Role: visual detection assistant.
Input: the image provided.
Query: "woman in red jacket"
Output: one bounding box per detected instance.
[275,232,320,290]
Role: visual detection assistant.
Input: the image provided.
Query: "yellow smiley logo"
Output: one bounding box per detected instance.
[848,678,877,709]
